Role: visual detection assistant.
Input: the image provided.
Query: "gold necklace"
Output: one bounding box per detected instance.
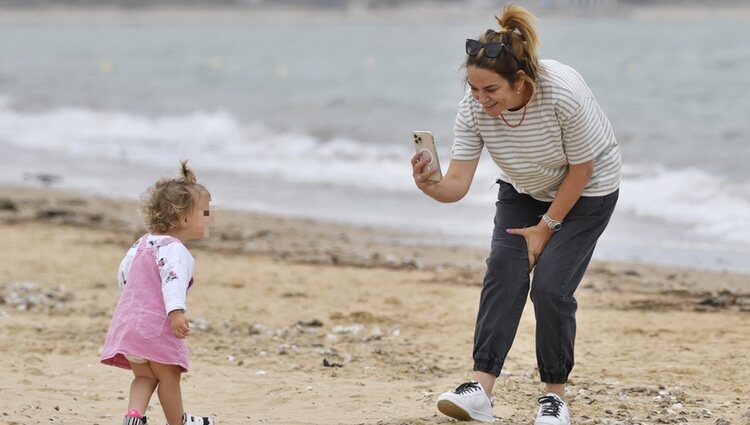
[500,102,528,128]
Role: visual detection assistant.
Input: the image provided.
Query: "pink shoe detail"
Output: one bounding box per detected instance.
[125,409,144,419]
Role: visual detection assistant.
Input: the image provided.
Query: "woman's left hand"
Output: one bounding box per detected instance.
[506,223,554,271]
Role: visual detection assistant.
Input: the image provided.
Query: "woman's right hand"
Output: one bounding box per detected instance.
[411,155,478,203]
[411,152,439,193]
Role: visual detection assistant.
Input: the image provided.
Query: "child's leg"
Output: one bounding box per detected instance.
[149,361,184,425]
[128,360,158,416]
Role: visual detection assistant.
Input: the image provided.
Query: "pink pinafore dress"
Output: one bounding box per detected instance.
[101,235,192,372]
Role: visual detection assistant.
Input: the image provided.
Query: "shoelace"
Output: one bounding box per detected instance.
[454,381,481,395]
[537,395,563,417]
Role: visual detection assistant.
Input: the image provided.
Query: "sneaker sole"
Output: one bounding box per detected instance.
[437,399,473,421]
[437,399,494,422]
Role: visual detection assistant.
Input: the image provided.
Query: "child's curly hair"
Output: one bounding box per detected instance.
[141,160,209,234]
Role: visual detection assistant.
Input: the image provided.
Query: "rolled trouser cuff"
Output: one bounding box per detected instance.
[473,358,503,377]
[539,370,569,384]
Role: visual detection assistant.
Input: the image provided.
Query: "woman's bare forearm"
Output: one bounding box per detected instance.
[417,159,479,203]
[545,160,594,222]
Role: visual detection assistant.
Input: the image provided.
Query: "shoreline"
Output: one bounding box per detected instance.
[1,183,749,424]
[1,183,747,288]
[2,182,748,279]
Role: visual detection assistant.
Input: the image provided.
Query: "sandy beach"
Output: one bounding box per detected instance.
[0,184,748,425]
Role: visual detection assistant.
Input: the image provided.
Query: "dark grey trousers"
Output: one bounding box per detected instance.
[473,180,619,384]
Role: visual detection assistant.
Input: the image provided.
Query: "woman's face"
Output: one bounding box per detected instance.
[467,65,523,117]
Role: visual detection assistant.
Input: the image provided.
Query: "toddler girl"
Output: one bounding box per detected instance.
[101,161,216,425]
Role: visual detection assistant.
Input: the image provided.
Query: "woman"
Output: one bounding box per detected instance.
[411,4,621,424]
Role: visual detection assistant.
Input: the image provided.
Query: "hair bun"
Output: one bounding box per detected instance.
[180,160,197,185]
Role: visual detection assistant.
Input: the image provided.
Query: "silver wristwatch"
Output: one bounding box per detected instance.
[542,214,562,232]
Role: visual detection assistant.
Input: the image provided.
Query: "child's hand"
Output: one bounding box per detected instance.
[168,309,190,339]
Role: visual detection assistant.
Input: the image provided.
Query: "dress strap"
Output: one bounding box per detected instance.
[136,233,150,250]
[155,236,182,248]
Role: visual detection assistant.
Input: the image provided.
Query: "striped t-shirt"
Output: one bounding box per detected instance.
[452,59,621,202]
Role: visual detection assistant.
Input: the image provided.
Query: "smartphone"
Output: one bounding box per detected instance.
[413,130,443,182]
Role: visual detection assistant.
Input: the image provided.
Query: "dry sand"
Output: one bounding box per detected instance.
[0,185,748,425]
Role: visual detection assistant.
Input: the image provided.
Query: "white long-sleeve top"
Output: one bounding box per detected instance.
[117,234,194,315]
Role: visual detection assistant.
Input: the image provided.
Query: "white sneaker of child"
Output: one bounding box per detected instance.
[122,408,147,425]
[182,412,215,425]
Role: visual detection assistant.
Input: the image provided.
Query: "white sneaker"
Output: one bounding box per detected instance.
[436,381,494,423]
[182,412,215,425]
[534,393,569,425]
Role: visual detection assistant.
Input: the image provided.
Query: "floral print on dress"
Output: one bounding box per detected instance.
[158,258,166,267]
[165,270,179,283]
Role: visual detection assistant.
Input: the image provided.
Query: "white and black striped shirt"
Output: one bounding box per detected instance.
[452,59,621,201]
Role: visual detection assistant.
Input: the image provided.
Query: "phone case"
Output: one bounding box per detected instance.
[413,130,443,182]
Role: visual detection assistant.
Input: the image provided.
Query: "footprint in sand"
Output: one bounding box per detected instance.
[26,367,45,376]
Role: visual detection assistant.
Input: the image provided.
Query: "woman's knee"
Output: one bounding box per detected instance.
[530,279,558,305]
[530,262,581,311]
[529,262,565,303]
[485,243,527,272]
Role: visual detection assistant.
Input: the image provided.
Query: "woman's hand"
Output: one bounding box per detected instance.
[506,222,554,271]
[410,154,478,203]
[411,152,439,193]
[169,309,190,339]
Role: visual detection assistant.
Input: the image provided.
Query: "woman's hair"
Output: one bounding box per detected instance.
[140,160,209,234]
[465,3,540,87]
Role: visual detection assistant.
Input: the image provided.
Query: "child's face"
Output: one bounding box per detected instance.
[183,193,212,240]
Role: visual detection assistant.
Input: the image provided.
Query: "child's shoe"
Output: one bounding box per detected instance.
[123,409,148,425]
[183,412,215,425]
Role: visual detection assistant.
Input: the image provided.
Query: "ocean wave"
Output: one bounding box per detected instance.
[619,164,750,243]
[0,101,420,191]
[2,101,749,244]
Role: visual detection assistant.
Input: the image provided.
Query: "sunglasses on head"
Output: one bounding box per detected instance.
[465,39,506,58]
[465,38,519,63]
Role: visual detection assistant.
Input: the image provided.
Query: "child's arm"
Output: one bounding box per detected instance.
[117,240,139,290]
[156,242,195,321]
